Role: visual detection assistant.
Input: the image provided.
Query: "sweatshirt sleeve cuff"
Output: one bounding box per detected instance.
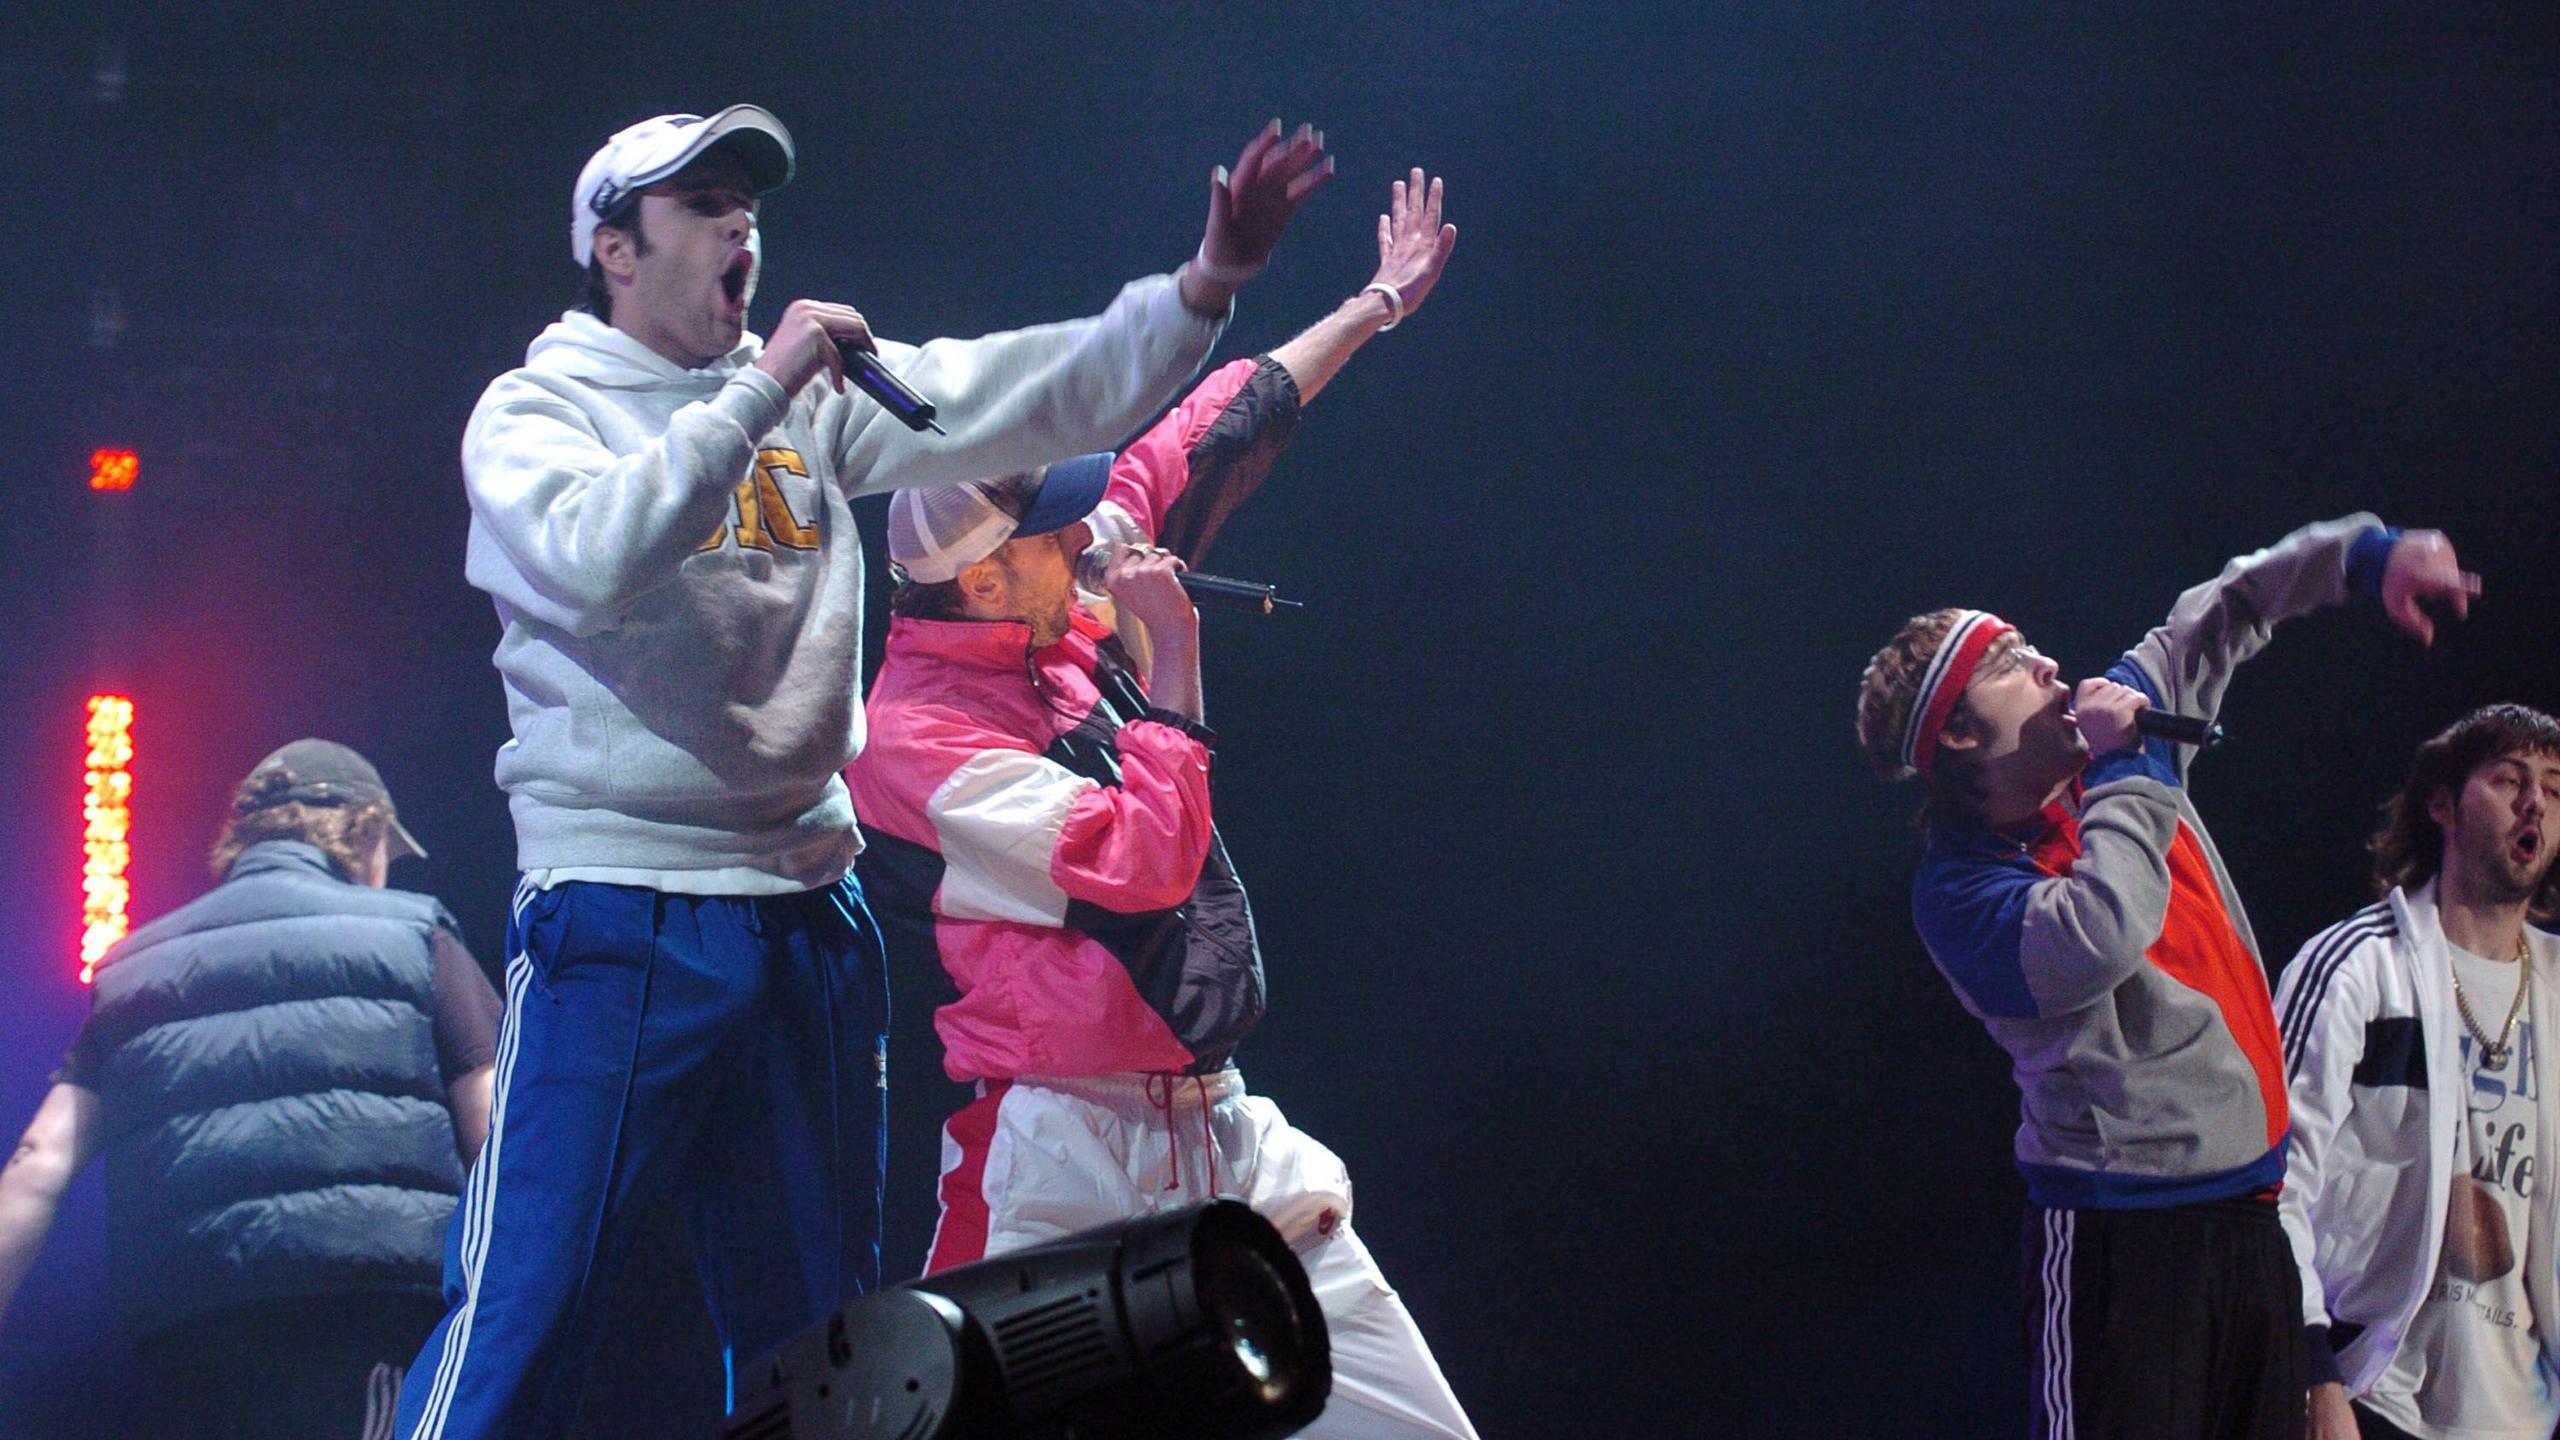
[2084,746,2181,790]
[2083,660,2182,788]
[2345,525,2400,607]
[712,367,790,449]
[1156,268,1234,337]
[2307,1323,2344,1386]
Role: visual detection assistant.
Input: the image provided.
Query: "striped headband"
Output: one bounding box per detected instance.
[1901,610,2017,776]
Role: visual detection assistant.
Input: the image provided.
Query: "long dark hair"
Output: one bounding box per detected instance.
[2371,703,2560,917]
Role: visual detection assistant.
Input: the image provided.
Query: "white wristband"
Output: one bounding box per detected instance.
[1361,281,1405,332]
[1190,244,1264,288]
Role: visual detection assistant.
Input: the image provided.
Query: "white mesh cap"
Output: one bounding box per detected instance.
[887,453,1117,584]
[888,478,1028,585]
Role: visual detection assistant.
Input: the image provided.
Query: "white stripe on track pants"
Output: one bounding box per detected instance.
[928,1068,1479,1440]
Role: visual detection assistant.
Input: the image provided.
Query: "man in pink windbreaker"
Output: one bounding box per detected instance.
[846,170,1474,1440]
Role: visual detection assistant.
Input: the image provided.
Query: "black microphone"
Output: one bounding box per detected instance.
[835,340,945,435]
[1077,543,1303,616]
[1172,572,1305,615]
[2136,710,2225,748]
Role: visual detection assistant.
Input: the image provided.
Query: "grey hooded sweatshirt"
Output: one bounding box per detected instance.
[460,273,1223,891]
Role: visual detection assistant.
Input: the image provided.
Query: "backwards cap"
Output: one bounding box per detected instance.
[887,454,1118,585]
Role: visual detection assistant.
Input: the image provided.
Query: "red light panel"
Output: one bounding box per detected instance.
[81,695,134,983]
[90,448,138,492]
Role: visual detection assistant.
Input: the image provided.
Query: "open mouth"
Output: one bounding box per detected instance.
[2515,828,2544,865]
[719,249,751,307]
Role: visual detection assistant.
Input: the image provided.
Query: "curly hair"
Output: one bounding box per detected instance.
[1857,606,2024,783]
[2370,703,2560,918]
[206,767,393,883]
[1855,609,2027,827]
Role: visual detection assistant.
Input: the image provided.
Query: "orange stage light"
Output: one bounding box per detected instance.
[89,448,138,492]
[81,694,134,983]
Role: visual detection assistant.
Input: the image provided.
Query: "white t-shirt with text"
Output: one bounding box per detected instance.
[2367,945,2558,1439]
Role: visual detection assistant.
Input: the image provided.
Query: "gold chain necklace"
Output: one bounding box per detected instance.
[2449,932,2534,1069]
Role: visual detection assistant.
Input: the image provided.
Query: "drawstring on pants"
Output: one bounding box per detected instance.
[1143,1073,1218,1195]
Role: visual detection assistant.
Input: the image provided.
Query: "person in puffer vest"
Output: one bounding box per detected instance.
[0,739,500,1440]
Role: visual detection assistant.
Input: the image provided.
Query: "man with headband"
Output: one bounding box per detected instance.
[1854,517,2478,1438]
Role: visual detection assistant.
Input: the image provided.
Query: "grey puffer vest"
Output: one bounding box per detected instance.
[79,841,465,1337]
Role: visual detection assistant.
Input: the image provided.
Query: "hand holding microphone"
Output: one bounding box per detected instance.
[2073,677,2226,753]
[1077,541,1303,616]
[1098,544,1200,644]
[754,300,872,397]
[2070,678,2152,756]
[1104,544,1208,724]
[749,299,946,434]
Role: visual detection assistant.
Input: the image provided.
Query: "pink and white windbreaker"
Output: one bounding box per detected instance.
[847,357,1302,1081]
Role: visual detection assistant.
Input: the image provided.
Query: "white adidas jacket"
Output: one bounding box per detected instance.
[2275,879,2560,1392]
[460,275,1222,890]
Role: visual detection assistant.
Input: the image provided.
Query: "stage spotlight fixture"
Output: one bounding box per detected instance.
[721,1198,1329,1440]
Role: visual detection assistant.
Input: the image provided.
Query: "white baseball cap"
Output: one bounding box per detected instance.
[571,104,795,266]
[887,454,1119,584]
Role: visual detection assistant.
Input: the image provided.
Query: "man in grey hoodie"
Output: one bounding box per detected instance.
[395,105,1330,1440]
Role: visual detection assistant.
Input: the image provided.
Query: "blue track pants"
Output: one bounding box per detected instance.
[394,876,888,1440]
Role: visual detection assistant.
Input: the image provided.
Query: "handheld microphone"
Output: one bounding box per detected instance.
[2136,710,2225,748]
[835,340,945,435]
[1172,571,1305,615]
[1077,543,1303,616]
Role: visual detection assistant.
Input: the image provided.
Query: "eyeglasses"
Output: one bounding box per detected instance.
[1971,639,2047,681]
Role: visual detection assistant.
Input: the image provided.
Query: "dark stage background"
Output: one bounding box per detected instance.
[3,3,2556,1435]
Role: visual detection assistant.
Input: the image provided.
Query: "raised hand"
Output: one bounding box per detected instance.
[2381,529,2481,645]
[1181,120,1334,313]
[1368,169,1459,321]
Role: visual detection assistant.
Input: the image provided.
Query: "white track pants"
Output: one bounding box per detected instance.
[927,1069,1478,1440]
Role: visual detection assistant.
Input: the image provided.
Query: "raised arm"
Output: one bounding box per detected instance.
[0,1083,102,1329]
[825,121,1336,496]
[2117,515,2477,732]
[1135,170,1460,564]
[1268,168,1458,404]
[1180,120,1337,317]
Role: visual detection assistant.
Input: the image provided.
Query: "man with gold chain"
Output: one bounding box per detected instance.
[2279,705,2560,1440]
